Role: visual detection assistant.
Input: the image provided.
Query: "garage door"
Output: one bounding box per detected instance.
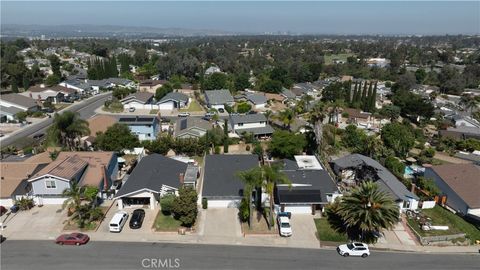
[0,199,14,207]
[122,197,150,207]
[207,200,240,208]
[284,205,312,214]
[159,102,174,110]
[35,197,67,205]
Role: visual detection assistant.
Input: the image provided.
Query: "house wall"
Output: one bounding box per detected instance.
[234,121,266,130]
[467,208,480,216]
[0,198,14,207]
[424,168,470,215]
[128,122,159,141]
[31,176,71,196]
[159,101,175,110]
[176,127,206,139]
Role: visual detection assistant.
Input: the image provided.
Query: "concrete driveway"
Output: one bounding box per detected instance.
[1,205,68,240]
[286,214,320,248]
[98,206,156,236]
[200,208,242,243]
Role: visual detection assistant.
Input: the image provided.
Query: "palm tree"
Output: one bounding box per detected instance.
[264,110,273,125]
[309,102,327,147]
[62,181,85,220]
[362,135,384,159]
[277,108,295,130]
[261,164,290,228]
[48,111,90,150]
[460,94,479,114]
[237,168,262,228]
[329,181,399,243]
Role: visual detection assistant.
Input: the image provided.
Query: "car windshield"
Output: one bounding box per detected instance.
[281,223,290,228]
[347,243,354,249]
[110,224,118,227]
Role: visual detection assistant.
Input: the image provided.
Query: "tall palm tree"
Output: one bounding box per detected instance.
[277,108,295,130]
[331,181,399,243]
[62,181,85,220]
[264,110,273,125]
[237,168,262,228]
[48,111,90,150]
[261,164,290,228]
[309,102,327,147]
[460,94,479,114]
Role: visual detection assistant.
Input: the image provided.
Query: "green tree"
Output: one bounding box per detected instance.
[415,68,427,84]
[155,83,174,100]
[236,102,251,113]
[172,186,198,227]
[379,105,401,122]
[95,123,140,152]
[269,130,306,159]
[237,167,263,227]
[223,119,229,153]
[48,54,62,78]
[277,108,295,129]
[45,74,61,86]
[160,194,176,215]
[261,164,290,227]
[47,111,90,150]
[384,156,406,178]
[234,73,252,91]
[327,181,399,243]
[201,72,229,90]
[381,122,415,157]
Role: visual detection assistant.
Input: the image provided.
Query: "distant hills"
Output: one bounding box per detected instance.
[1,24,242,38]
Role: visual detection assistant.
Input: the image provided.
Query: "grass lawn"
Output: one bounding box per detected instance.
[407,206,480,243]
[153,211,183,232]
[314,218,348,243]
[179,100,203,112]
[324,53,355,65]
[54,103,70,111]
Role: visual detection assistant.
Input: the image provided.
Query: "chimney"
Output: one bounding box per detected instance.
[411,183,416,194]
[179,173,184,185]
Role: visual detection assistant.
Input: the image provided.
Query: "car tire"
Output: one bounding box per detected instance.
[76,242,80,246]
[343,253,349,257]
[362,254,368,258]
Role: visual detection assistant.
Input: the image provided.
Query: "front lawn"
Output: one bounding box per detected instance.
[179,100,203,112]
[407,206,480,243]
[153,211,183,232]
[314,218,348,243]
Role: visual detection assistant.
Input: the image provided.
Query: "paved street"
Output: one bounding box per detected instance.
[0,92,112,148]
[1,241,479,270]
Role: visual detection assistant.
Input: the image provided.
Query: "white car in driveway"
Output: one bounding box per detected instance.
[277,213,292,237]
[337,242,370,258]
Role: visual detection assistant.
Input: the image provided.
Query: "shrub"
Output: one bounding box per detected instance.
[15,197,34,210]
[238,198,249,222]
[160,194,176,215]
[202,198,208,209]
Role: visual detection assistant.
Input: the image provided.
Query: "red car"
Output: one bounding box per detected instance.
[55,233,90,246]
[0,206,7,216]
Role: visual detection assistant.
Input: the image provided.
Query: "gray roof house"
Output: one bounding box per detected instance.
[204,89,234,109]
[121,92,154,105]
[245,93,268,108]
[0,93,38,111]
[229,114,274,137]
[115,154,198,209]
[202,154,259,207]
[331,154,419,212]
[157,92,189,110]
[281,88,296,100]
[275,156,339,214]
[175,117,212,139]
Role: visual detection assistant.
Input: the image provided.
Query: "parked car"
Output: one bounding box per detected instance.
[109,211,129,232]
[55,233,90,246]
[202,116,212,121]
[218,108,225,113]
[129,209,145,229]
[0,206,7,216]
[33,133,45,140]
[129,107,136,112]
[277,212,292,237]
[337,242,370,258]
[41,107,54,113]
[205,112,215,117]
[178,112,190,117]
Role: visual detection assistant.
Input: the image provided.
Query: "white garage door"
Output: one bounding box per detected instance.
[34,197,67,205]
[0,199,14,207]
[284,205,312,214]
[207,199,240,208]
[159,102,174,110]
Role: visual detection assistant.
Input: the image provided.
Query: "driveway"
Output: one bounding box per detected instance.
[286,214,320,248]
[97,206,157,240]
[200,208,242,243]
[1,205,68,240]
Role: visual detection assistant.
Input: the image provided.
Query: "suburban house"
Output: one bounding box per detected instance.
[29,85,78,100]
[120,92,155,110]
[106,78,136,88]
[229,114,274,138]
[275,155,339,214]
[114,154,199,209]
[157,92,189,110]
[245,93,268,109]
[0,162,48,207]
[139,79,165,93]
[331,154,419,212]
[59,79,94,95]
[424,164,480,217]
[202,154,259,208]
[291,83,321,97]
[342,108,372,127]
[204,89,235,110]
[0,93,39,121]
[21,87,65,104]
[118,116,160,141]
[86,115,117,137]
[175,117,212,139]
[450,115,480,128]
[281,88,297,101]
[27,152,118,205]
[205,66,222,76]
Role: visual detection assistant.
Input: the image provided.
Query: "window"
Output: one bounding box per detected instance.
[403,200,411,209]
[260,121,265,124]
[46,180,56,189]
[238,123,244,127]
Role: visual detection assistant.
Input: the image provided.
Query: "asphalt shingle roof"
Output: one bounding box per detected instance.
[230,114,267,125]
[245,94,267,105]
[158,92,189,103]
[1,93,37,109]
[204,89,234,105]
[115,154,188,198]
[202,154,259,198]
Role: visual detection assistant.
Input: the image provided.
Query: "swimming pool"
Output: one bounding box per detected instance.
[404,166,415,175]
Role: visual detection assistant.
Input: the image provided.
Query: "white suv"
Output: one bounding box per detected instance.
[277,213,292,237]
[337,242,370,258]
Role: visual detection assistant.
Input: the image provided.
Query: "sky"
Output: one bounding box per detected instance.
[1,1,479,35]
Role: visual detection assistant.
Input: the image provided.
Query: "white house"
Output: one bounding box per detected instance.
[204,89,234,110]
[120,92,155,110]
[229,114,274,137]
[157,92,189,111]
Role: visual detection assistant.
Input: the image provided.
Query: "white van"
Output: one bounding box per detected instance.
[109,211,129,232]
